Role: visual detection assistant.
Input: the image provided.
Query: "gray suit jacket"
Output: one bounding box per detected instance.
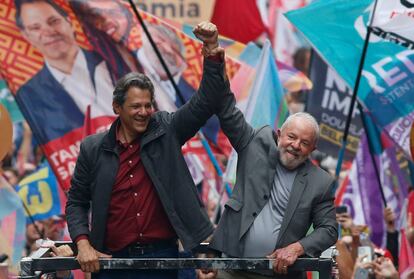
[209,91,338,277]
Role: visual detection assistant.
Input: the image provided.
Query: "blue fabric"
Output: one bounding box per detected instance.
[92,246,178,279]
[15,50,104,144]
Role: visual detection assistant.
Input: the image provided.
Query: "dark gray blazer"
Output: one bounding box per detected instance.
[209,91,338,278]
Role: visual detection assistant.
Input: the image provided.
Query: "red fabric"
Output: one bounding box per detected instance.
[407,191,414,219]
[399,229,414,277]
[211,0,266,44]
[105,129,176,252]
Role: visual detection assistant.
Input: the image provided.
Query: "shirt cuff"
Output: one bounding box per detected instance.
[75,235,88,243]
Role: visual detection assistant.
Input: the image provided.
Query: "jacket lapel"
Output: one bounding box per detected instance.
[276,160,310,247]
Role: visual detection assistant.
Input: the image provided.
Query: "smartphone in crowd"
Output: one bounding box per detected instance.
[358,246,373,263]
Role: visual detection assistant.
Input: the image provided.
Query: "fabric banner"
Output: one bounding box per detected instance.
[286,0,414,161]
[307,53,363,160]
[210,0,266,44]
[338,132,409,247]
[268,0,309,66]
[371,0,414,48]
[0,175,26,266]
[15,163,66,222]
[0,0,240,191]
[399,229,414,278]
[0,80,24,123]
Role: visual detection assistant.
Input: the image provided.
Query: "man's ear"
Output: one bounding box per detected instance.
[112,101,120,115]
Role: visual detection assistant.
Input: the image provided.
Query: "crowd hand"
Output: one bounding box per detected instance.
[196,268,218,279]
[196,250,218,279]
[267,242,304,274]
[384,207,396,232]
[336,212,353,230]
[372,257,399,279]
[50,245,73,257]
[76,239,111,273]
[352,255,374,276]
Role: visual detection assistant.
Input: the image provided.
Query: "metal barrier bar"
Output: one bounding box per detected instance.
[20,243,333,279]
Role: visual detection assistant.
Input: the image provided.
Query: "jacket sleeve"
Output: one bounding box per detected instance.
[172,58,230,145]
[216,89,254,152]
[65,140,93,242]
[298,179,338,257]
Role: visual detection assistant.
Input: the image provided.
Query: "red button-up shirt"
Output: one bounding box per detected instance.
[104,128,176,252]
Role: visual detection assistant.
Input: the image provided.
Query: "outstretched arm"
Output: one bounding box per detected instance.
[173,22,228,144]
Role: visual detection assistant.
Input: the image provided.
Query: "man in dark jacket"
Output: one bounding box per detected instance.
[66,22,226,278]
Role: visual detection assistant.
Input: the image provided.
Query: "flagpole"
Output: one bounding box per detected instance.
[358,105,387,206]
[21,201,45,239]
[334,0,379,186]
[127,0,185,104]
[127,1,232,202]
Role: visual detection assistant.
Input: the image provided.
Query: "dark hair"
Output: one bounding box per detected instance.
[69,0,132,45]
[113,72,155,106]
[15,0,69,30]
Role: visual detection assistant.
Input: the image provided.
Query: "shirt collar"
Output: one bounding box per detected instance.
[46,49,85,83]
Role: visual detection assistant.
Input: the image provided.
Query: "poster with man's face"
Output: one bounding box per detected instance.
[0,0,240,190]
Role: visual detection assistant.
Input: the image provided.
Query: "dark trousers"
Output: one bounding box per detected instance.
[92,244,178,279]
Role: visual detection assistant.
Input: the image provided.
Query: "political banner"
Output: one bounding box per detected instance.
[133,0,215,26]
[286,0,414,160]
[307,53,363,160]
[15,163,66,222]
[0,80,24,123]
[371,0,414,48]
[0,175,25,266]
[338,133,409,247]
[0,0,240,190]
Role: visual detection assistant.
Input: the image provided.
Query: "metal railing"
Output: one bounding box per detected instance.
[19,242,334,279]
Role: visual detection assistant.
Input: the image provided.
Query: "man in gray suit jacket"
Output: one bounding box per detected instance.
[203,81,338,278]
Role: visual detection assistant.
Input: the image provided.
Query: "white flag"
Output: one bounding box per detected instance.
[371,0,414,47]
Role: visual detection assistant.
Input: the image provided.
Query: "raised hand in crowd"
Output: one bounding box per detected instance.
[372,257,399,279]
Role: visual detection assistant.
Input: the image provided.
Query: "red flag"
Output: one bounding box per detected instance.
[211,0,266,44]
[399,229,414,278]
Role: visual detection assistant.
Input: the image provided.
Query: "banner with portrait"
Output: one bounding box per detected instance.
[0,0,240,191]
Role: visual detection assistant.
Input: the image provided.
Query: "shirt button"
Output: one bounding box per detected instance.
[129,160,132,164]
[129,145,133,149]
[134,193,138,197]
[139,233,143,237]
[130,174,133,178]
[137,213,140,216]
[252,212,257,217]
[263,194,268,200]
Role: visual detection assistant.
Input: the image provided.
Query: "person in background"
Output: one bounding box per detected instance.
[14,0,118,142]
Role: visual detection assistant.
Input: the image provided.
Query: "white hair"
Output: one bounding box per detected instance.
[280,112,320,144]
